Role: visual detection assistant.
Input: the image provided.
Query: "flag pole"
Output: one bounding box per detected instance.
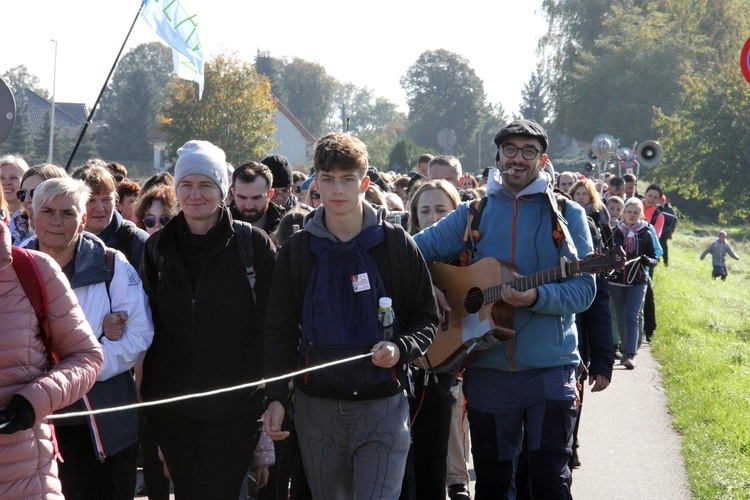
[65,2,145,171]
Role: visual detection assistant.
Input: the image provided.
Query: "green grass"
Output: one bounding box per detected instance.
[652,223,750,499]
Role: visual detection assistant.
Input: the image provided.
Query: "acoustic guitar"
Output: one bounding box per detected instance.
[414,248,626,373]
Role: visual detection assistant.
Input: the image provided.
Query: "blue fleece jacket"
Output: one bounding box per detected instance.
[413,171,596,372]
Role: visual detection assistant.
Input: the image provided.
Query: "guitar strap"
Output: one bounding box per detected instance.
[547,189,578,257]
[460,196,487,267]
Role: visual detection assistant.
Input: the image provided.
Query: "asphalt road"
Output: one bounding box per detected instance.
[571,342,691,499]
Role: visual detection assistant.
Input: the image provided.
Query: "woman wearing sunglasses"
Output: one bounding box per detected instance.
[134,185,178,236]
[12,164,67,246]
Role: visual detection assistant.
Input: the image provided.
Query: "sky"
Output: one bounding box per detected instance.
[2,0,548,117]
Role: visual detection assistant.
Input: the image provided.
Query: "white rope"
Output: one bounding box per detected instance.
[46,352,374,421]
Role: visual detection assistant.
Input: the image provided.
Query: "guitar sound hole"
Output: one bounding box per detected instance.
[464,287,484,314]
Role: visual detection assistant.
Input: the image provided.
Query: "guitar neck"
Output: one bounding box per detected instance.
[483,261,578,304]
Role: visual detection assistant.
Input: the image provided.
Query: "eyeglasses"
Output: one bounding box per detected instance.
[16,188,35,202]
[143,215,171,229]
[310,191,321,200]
[499,144,542,161]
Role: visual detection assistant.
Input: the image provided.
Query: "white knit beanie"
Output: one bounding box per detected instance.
[174,140,229,199]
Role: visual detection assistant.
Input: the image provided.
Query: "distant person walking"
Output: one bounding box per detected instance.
[700,230,740,281]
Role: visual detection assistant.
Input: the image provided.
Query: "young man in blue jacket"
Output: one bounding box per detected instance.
[413,120,596,499]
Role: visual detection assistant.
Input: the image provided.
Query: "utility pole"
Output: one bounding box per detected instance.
[48,39,57,163]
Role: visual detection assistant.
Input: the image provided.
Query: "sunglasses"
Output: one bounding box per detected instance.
[293,186,302,194]
[16,188,35,202]
[310,191,321,200]
[143,215,171,229]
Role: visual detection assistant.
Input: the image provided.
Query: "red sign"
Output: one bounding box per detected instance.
[741,37,750,84]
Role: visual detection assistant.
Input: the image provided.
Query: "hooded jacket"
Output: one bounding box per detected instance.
[413,170,596,372]
[264,201,438,402]
[24,232,154,459]
[0,222,102,499]
[140,206,276,422]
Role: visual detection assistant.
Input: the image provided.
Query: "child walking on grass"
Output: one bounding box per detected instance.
[700,230,740,281]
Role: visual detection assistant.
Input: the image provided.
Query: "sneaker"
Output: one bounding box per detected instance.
[448,483,471,500]
[569,448,582,469]
[623,358,635,370]
[614,346,623,360]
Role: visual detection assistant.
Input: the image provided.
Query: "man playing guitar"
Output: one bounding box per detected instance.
[413,119,596,499]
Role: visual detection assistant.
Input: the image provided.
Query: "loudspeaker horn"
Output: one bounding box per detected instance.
[586,148,598,162]
[591,134,618,159]
[0,76,16,143]
[636,140,663,168]
[615,147,634,162]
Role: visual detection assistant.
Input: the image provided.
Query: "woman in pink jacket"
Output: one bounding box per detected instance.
[0,220,103,499]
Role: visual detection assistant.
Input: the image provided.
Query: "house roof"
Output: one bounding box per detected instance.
[16,88,88,139]
[144,96,315,145]
[273,96,315,143]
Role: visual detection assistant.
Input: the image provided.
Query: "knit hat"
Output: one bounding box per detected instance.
[493,119,549,153]
[261,154,293,188]
[719,230,727,238]
[174,140,229,199]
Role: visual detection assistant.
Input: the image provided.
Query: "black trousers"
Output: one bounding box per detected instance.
[56,424,139,500]
[148,409,258,500]
[141,416,171,500]
[400,370,455,499]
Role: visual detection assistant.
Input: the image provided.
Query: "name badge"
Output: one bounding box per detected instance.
[351,273,371,293]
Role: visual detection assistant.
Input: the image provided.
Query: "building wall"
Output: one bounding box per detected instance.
[270,110,309,169]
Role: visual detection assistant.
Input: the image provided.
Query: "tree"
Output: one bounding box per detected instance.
[551,6,698,144]
[160,52,277,167]
[98,43,173,163]
[255,53,336,138]
[518,64,549,125]
[475,102,510,170]
[1,65,48,98]
[654,64,750,224]
[388,138,425,174]
[330,83,405,134]
[277,57,336,138]
[401,49,486,162]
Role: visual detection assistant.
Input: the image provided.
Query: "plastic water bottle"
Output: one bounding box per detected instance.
[378,297,395,340]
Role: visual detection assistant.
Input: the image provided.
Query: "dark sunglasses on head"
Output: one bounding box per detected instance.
[16,188,35,202]
[143,215,171,229]
[310,191,321,200]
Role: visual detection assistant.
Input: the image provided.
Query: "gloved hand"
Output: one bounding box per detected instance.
[639,255,652,266]
[0,395,36,434]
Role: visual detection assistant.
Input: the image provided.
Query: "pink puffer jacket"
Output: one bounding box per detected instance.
[0,222,103,499]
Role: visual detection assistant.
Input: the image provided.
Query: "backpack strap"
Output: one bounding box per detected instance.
[116,221,138,264]
[233,221,257,301]
[11,247,55,368]
[650,205,664,225]
[460,196,488,267]
[384,222,410,313]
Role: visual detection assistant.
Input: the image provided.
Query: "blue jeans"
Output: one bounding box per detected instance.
[463,367,577,500]
[609,283,647,358]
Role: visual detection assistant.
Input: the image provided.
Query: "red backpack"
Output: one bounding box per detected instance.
[11,247,55,368]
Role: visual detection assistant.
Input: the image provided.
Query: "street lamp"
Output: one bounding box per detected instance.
[48,39,57,163]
